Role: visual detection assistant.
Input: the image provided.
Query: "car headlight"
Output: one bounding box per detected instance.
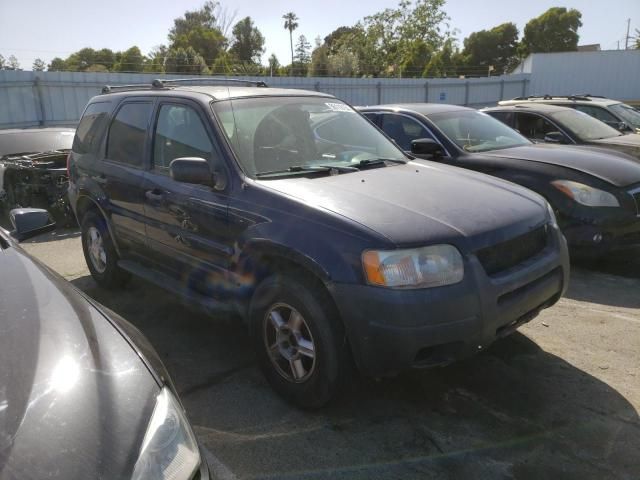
[362,244,464,288]
[551,180,619,207]
[131,387,200,480]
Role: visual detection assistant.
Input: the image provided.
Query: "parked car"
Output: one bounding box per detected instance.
[68,79,568,408]
[0,208,210,479]
[0,127,75,224]
[359,104,640,256]
[498,95,640,133]
[483,104,640,161]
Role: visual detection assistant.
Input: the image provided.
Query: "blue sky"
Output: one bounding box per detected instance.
[0,0,638,68]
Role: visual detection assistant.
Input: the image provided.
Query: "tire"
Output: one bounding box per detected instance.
[249,273,351,409]
[81,210,130,289]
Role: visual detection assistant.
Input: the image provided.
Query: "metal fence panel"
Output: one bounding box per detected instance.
[0,71,530,129]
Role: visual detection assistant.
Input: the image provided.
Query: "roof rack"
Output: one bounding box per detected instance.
[101,77,268,95]
[151,77,268,88]
[101,83,154,94]
[511,94,606,102]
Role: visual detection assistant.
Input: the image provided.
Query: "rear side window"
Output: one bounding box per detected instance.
[153,104,214,172]
[73,102,110,154]
[572,105,618,124]
[107,102,153,167]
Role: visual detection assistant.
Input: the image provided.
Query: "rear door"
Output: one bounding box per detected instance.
[102,99,155,253]
[142,99,232,287]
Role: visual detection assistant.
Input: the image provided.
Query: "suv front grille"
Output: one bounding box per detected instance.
[476,226,548,276]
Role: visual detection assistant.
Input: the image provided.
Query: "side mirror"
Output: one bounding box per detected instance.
[10,208,56,242]
[169,157,226,190]
[617,122,630,132]
[411,138,444,157]
[543,131,567,144]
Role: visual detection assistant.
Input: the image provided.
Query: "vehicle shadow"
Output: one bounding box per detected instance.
[71,274,640,480]
[565,254,640,309]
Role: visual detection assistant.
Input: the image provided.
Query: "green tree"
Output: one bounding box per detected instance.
[283,12,299,70]
[310,44,329,76]
[294,35,311,75]
[328,44,359,77]
[354,0,451,77]
[229,16,265,64]
[116,46,144,72]
[461,22,519,75]
[65,48,96,71]
[7,55,20,70]
[268,54,280,76]
[47,57,66,71]
[519,7,582,56]
[0,54,4,69]
[85,64,109,72]
[169,1,227,66]
[423,39,460,77]
[32,58,46,71]
[95,48,116,71]
[165,46,209,74]
[323,26,358,55]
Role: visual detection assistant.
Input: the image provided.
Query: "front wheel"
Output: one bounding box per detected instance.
[249,274,351,409]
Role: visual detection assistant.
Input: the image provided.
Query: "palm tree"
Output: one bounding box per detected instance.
[283,12,299,72]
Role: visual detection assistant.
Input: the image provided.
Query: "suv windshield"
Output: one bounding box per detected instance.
[609,103,640,129]
[211,96,406,177]
[428,110,530,153]
[550,109,623,140]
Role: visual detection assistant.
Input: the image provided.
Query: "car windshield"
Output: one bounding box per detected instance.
[550,109,623,140]
[609,103,640,129]
[211,96,406,177]
[427,110,531,152]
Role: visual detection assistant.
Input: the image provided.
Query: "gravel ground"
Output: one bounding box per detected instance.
[20,229,640,480]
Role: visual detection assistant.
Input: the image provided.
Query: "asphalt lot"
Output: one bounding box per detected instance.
[19,229,640,480]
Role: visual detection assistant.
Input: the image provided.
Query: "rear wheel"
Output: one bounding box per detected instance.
[249,273,351,409]
[81,211,130,289]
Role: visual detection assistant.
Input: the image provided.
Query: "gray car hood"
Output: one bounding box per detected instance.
[590,134,640,160]
[0,245,158,479]
[262,161,547,250]
[482,144,640,187]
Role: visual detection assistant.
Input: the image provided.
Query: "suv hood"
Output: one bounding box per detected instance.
[0,245,158,478]
[590,134,640,160]
[261,161,547,250]
[482,144,640,187]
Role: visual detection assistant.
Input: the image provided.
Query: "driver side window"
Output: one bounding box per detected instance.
[514,113,557,141]
[153,104,214,174]
[380,114,435,151]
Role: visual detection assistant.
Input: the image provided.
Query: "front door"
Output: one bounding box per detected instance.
[143,100,232,294]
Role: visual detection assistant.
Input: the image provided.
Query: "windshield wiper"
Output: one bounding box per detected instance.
[255,164,357,178]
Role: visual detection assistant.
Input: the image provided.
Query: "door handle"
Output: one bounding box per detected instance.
[145,189,165,202]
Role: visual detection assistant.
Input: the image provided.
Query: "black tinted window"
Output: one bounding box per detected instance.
[380,114,434,150]
[153,104,213,172]
[573,105,618,123]
[487,111,512,126]
[73,102,111,154]
[514,113,557,140]
[107,102,152,166]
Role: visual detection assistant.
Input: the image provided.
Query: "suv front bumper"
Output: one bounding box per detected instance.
[329,227,569,377]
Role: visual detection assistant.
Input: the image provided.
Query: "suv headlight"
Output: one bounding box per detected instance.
[363,244,464,288]
[132,387,200,480]
[551,180,619,207]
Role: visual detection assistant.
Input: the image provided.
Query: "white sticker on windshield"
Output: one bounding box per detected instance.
[325,102,354,113]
